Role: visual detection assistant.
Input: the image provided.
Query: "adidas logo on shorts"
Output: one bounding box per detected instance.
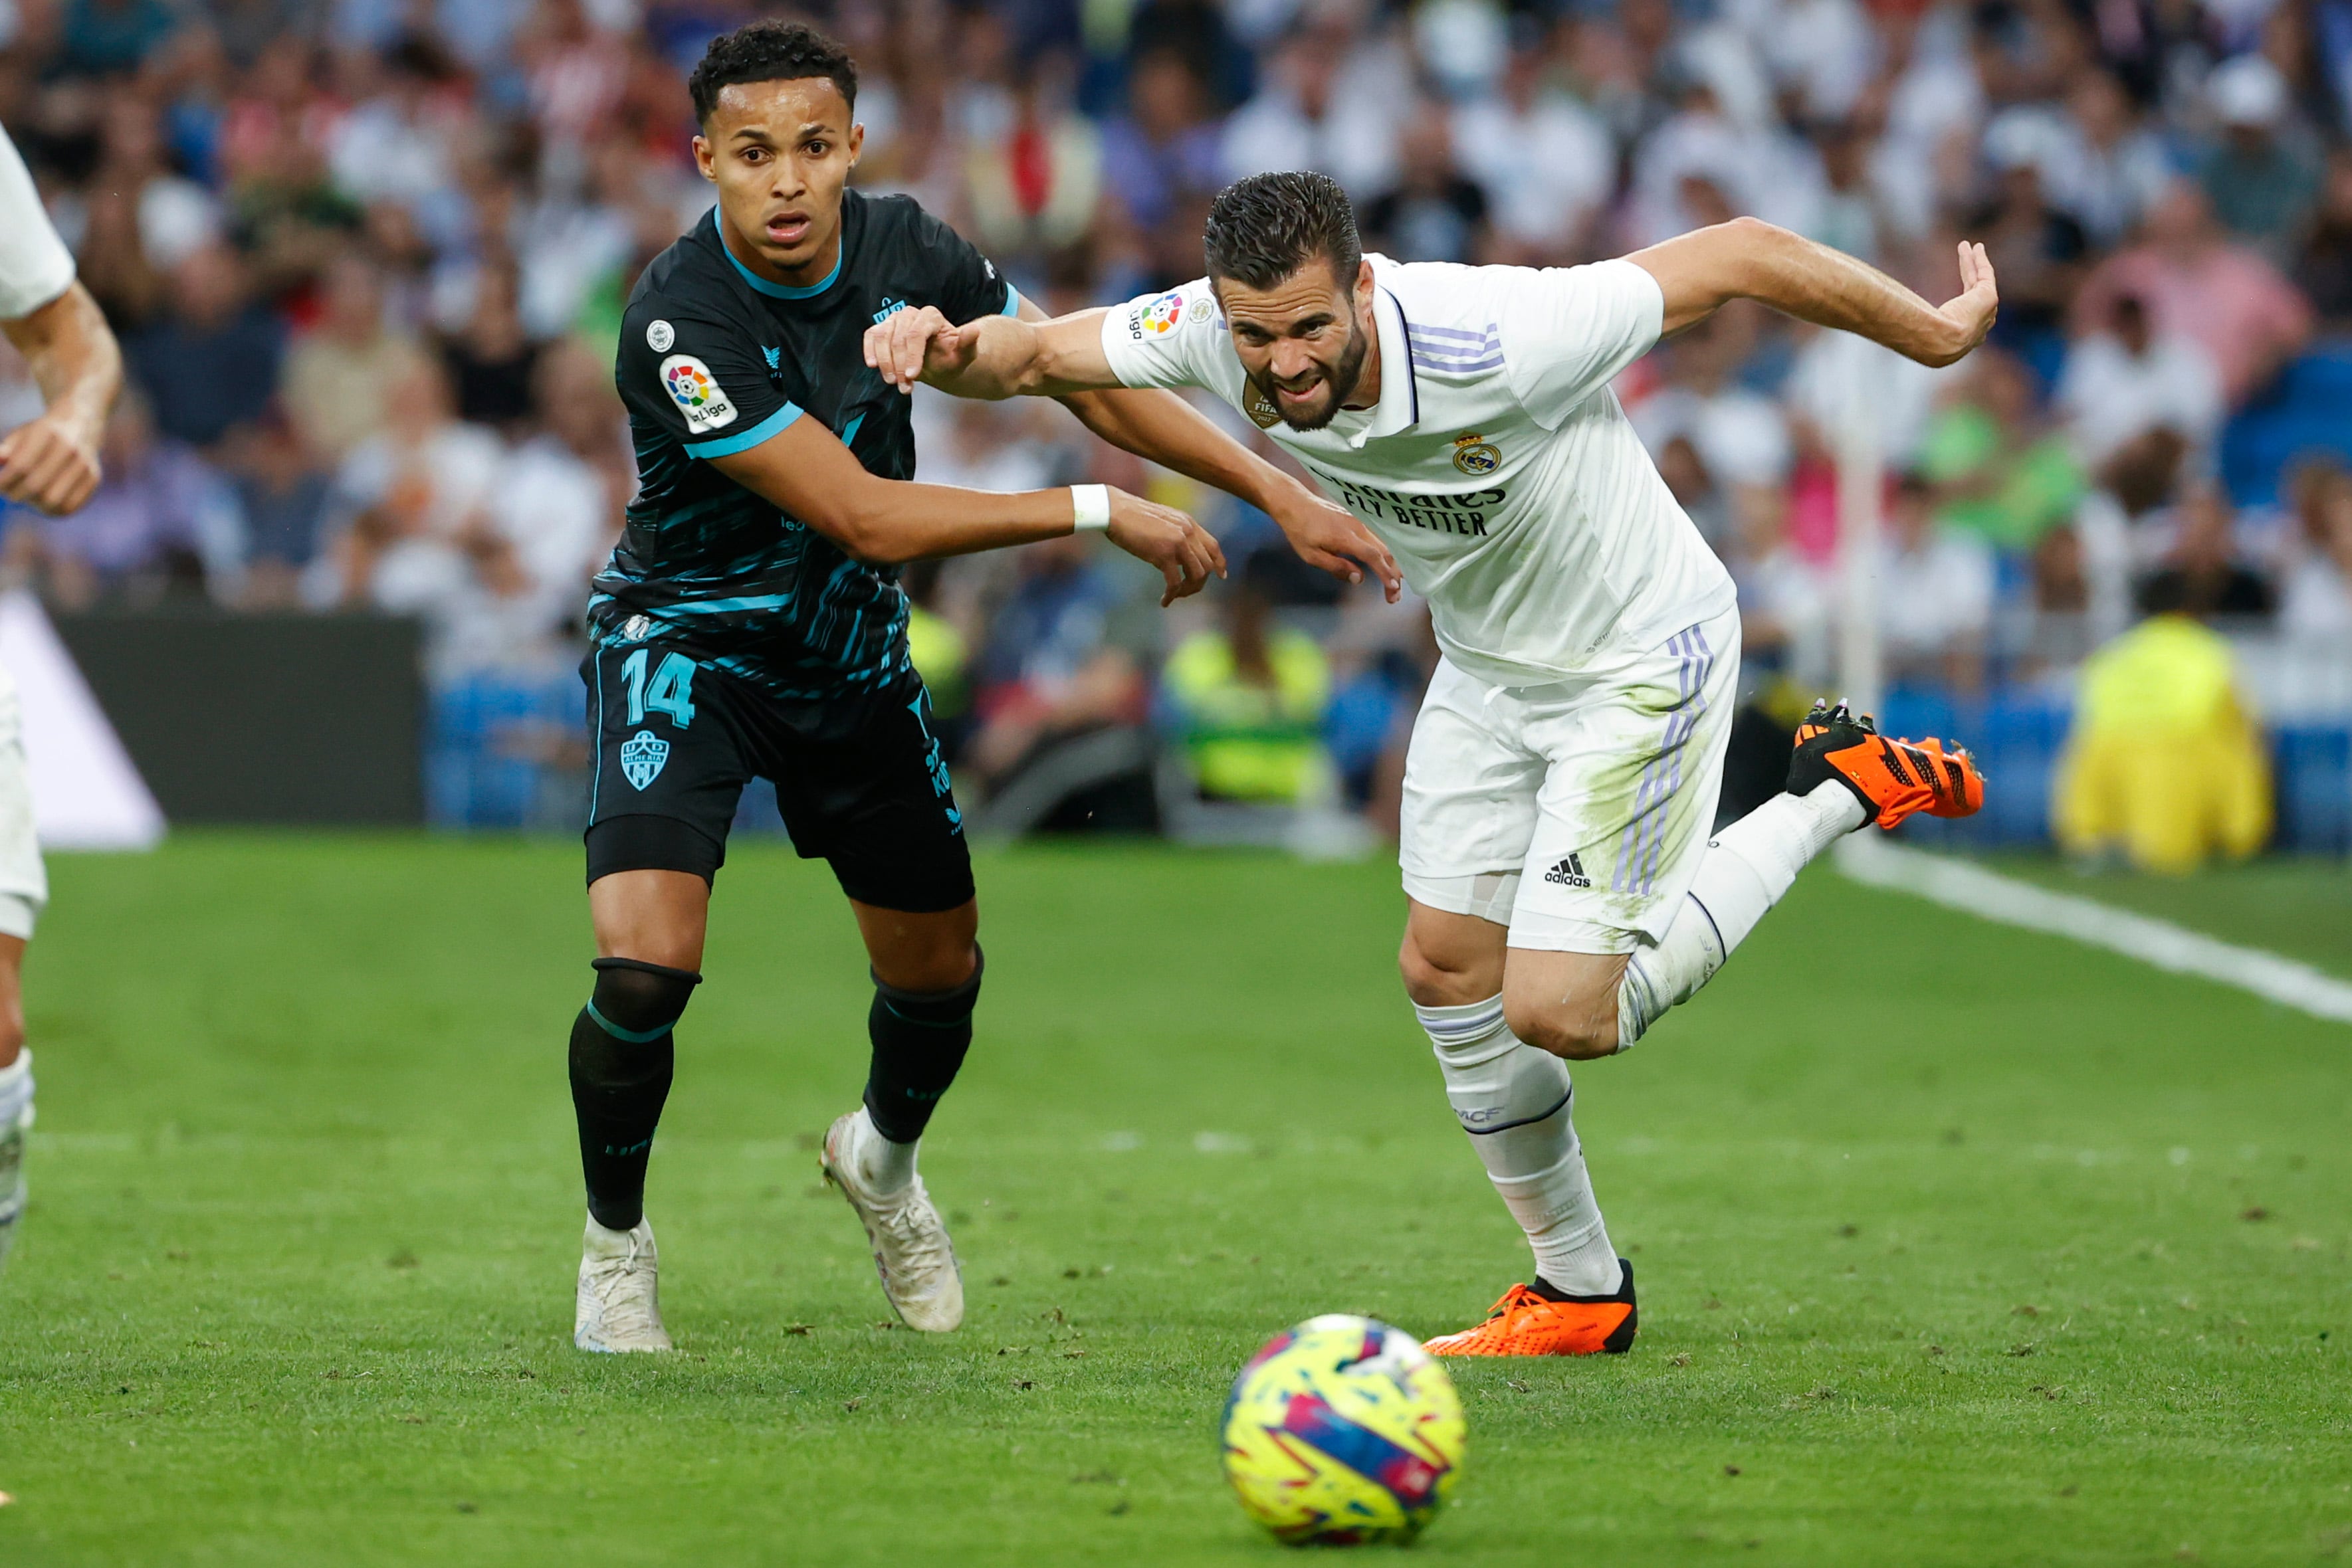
[1543,853,1591,889]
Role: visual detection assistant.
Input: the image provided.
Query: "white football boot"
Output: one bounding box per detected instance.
[0,1052,30,1276]
[574,1213,673,1353]
[821,1108,964,1332]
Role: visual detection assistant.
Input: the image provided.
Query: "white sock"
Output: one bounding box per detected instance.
[853,1105,918,1195]
[1618,783,1866,1048]
[0,1049,30,1131]
[1418,997,1620,1296]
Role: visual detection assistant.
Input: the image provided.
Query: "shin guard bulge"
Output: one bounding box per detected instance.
[1418,995,1620,1296]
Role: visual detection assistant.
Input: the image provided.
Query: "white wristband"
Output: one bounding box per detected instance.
[1070,484,1112,532]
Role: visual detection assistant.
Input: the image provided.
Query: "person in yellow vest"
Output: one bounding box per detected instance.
[2052,585,2272,873]
[1163,556,1335,804]
[902,564,971,733]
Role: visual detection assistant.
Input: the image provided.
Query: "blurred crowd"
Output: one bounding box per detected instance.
[0,0,2349,840]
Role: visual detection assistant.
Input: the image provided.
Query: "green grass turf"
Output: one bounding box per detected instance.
[1971,852,2352,980]
[1,834,2347,1567]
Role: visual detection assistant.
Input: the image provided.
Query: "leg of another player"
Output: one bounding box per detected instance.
[1402,903,1632,1353]
[0,933,31,1272]
[571,869,708,1353]
[819,897,980,1333]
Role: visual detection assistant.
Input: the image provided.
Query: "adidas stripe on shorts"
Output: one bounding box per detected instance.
[1399,604,1740,955]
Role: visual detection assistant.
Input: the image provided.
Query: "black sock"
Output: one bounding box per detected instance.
[569,957,699,1232]
[863,947,983,1145]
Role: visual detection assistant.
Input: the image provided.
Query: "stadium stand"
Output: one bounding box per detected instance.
[0,0,2345,853]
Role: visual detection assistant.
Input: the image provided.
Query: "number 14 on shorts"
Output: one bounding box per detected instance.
[621,648,697,729]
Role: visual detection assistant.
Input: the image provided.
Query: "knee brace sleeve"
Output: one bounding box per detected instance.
[585,957,701,1046]
[872,945,985,1026]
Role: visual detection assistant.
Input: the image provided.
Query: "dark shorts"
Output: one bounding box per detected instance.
[581,644,973,913]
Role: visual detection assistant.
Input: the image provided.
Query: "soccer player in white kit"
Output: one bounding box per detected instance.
[0,127,125,1273]
[867,171,1990,1355]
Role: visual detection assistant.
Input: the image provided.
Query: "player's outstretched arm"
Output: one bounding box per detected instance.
[869,301,1404,602]
[865,304,1116,400]
[708,413,1225,607]
[1004,300,1401,603]
[1629,219,1998,369]
[0,280,120,515]
[1054,389,1403,602]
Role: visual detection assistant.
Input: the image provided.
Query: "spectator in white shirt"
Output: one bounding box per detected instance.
[1449,45,1614,265]
[2046,67,2172,248]
[1729,480,1830,688]
[2277,457,2352,645]
[1782,322,1958,472]
[488,341,630,620]
[305,355,503,623]
[1219,24,1401,197]
[1879,473,1996,693]
[64,103,223,322]
[2055,292,2226,469]
[1733,0,1873,121]
[1631,305,1792,501]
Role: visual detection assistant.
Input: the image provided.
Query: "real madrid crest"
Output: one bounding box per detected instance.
[1451,432,1501,476]
[1243,381,1283,429]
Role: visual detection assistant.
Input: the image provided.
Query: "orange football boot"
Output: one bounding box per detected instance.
[1423,1261,1638,1357]
[1789,701,1984,829]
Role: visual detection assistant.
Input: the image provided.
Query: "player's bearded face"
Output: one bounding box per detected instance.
[1222,264,1374,433]
[694,78,864,282]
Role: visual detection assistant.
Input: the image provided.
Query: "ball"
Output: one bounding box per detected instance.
[1220,1314,1467,1544]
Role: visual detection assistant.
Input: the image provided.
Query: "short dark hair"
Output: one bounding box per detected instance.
[689,20,858,124]
[1204,171,1362,292]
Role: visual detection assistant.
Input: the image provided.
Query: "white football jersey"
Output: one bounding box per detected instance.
[1101,256,1736,688]
[0,129,72,322]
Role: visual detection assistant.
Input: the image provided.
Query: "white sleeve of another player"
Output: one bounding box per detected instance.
[0,132,74,322]
[1495,258,1665,430]
[1097,278,1223,391]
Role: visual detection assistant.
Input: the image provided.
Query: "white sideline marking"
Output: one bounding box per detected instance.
[1833,836,2352,1025]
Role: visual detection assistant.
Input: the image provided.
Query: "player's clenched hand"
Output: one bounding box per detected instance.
[863,304,978,395]
[1105,490,1227,607]
[1931,241,1999,365]
[1267,488,1402,603]
[0,408,102,516]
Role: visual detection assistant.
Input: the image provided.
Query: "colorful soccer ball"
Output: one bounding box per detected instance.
[1220,1314,1467,1545]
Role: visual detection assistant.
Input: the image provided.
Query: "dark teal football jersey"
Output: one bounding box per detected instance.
[593,191,1018,734]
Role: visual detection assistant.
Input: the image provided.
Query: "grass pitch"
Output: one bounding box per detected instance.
[1,834,2347,1567]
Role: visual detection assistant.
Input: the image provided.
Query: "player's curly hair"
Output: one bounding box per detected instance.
[688,19,858,124]
[1204,171,1362,292]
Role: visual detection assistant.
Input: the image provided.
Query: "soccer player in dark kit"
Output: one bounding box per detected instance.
[569,20,1399,1351]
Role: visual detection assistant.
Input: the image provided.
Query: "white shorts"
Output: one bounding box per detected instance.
[1400,607,1739,953]
[0,666,46,940]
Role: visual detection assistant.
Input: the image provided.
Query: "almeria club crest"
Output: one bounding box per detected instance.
[621,730,670,790]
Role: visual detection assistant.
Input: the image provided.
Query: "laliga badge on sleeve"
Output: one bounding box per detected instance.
[660,354,738,433]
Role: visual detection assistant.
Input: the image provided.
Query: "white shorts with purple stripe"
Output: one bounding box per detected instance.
[1399,605,1740,954]
[0,666,45,939]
